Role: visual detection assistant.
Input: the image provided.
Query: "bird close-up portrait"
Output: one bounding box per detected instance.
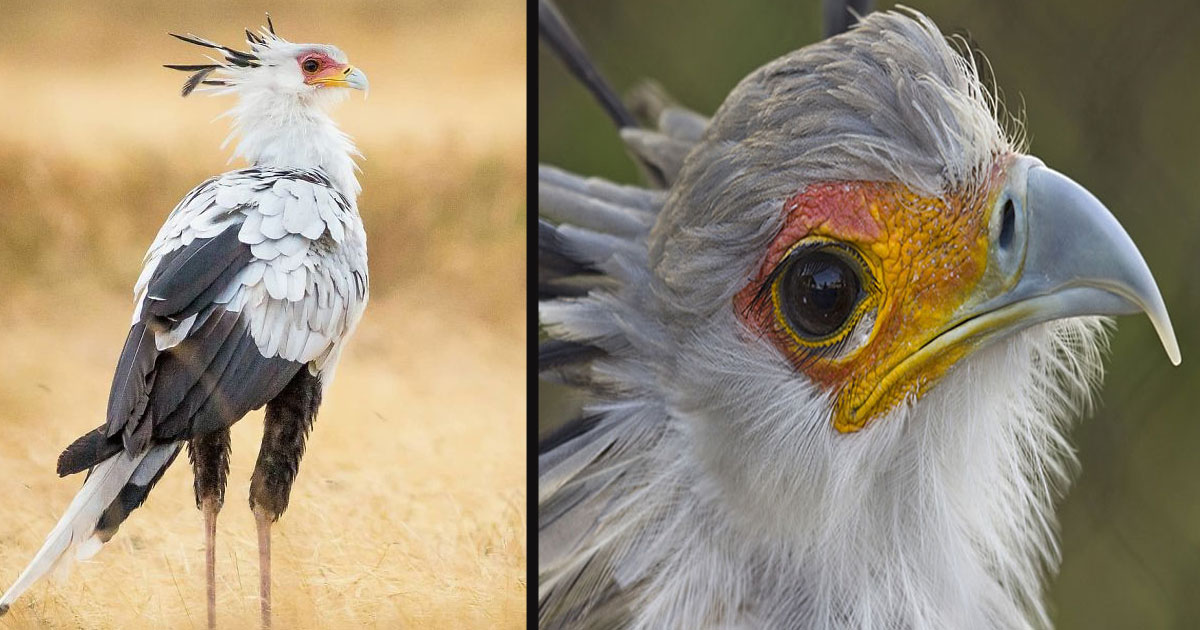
[0,1,525,629]
[539,0,1200,628]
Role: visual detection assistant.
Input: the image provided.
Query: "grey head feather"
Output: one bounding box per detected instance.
[649,8,1013,321]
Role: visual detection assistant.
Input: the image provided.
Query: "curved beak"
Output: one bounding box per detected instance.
[837,156,1178,431]
[315,65,369,92]
[950,157,1180,365]
[343,66,369,92]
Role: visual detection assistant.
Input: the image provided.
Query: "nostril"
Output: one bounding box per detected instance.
[999,199,1015,250]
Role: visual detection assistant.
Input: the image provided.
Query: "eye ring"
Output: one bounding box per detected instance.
[302,58,321,73]
[770,241,874,349]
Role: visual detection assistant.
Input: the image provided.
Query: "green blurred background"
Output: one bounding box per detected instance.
[538,1,1200,627]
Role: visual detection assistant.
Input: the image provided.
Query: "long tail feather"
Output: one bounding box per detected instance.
[0,443,181,615]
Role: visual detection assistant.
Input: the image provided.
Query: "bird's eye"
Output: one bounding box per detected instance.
[775,249,864,341]
[302,59,321,73]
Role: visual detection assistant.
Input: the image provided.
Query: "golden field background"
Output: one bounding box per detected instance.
[0,1,525,628]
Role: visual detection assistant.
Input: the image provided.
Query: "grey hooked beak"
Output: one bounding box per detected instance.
[841,155,1178,431]
[344,66,369,92]
[958,156,1180,365]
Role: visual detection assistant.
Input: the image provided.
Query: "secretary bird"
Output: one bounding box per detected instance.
[539,3,1180,629]
[0,17,368,629]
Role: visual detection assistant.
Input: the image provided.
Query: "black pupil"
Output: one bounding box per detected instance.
[304,60,319,72]
[779,251,860,339]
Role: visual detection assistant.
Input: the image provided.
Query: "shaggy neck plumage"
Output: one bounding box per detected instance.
[225,90,361,201]
[559,315,1107,629]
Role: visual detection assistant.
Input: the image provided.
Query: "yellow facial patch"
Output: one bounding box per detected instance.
[735,176,1003,432]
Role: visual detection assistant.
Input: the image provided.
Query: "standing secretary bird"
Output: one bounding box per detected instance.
[539,3,1181,629]
[0,17,368,629]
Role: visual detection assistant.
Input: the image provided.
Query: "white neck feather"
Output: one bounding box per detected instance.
[224,89,361,201]
[584,316,1108,629]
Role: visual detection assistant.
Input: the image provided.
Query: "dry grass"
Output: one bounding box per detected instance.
[0,1,525,628]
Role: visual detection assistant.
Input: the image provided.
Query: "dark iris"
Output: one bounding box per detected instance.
[302,59,320,73]
[778,251,862,339]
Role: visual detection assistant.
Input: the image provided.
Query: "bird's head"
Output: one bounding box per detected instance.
[163,15,367,197]
[640,10,1178,534]
[727,155,1177,434]
[165,15,368,106]
[539,7,1181,623]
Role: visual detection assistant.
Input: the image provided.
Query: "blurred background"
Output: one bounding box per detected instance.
[539,0,1200,627]
[0,1,524,628]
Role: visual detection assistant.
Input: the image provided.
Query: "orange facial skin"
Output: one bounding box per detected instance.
[735,167,1006,432]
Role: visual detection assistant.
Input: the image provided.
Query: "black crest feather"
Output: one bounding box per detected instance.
[179,66,217,97]
[165,15,283,98]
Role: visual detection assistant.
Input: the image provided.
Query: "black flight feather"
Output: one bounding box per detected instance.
[157,318,253,439]
[188,338,302,437]
[144,309,242,440]
[57,426,122,476]
[143,225,250,318]
[105,323,159,439]
[538,277,594,300]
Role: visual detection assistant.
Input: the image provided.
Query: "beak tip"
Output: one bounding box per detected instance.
[1149,312,1181,365]
[1144,296,1180,366]
[1164,336,1182,366]
[1025,164,1181,367]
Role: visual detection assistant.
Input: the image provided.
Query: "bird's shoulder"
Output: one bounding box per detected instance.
[137,167,363,291]
[128,164,367,356]
[158,167,356,242]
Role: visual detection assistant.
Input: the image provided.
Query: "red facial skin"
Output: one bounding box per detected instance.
[297,52,350,86]
[732,167,1006,432]
[740,183,887,304]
